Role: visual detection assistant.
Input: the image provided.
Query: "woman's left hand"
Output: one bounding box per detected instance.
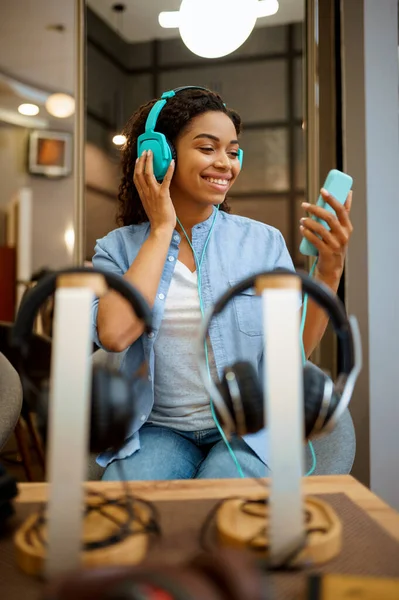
[300,189,353,282]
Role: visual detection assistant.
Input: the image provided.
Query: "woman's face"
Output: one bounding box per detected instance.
[170,111,241,205]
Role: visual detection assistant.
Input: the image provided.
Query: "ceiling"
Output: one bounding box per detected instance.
[0,0,303,129]
[87,0,304,44]
[0,1,75,129]
[0,1,75,93]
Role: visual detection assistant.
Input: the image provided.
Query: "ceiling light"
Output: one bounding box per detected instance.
[112,134,127,146]
[45,93,75,118]
[158,11,180,28]
[18,103,39,116]
[180,0,258,59]
[257,0,279,18]
[159,0,279,59]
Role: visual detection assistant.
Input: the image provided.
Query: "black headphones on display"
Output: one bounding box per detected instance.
[10,267,153,453]
[198,268,362,440]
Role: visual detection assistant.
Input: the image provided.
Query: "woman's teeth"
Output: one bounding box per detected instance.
[203,177,229,186]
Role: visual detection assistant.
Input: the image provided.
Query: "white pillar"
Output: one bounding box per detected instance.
[342,0,399,509]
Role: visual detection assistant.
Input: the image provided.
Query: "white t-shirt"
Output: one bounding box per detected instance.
[149,260,218,431]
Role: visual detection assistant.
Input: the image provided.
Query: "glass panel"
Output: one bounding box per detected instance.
[87,43,125,122]
[232,129,289,193]
[294,22,304,51]
[87,117,111,150]
[127,42,153,71]
[228,196,290,246]
[294,195,307,267]
[294,57,303,119]
[159,60,288,123]
[124,74,153,118]
[295,126,306,190]
[87,7,128,68]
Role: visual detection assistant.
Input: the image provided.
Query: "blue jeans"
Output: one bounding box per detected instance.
[102,424,269,481]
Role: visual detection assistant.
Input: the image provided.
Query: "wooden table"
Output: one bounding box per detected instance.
[2,475,399,600]
[15,474,399,543]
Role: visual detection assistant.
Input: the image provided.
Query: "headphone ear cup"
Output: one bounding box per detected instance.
[137,132,173,182]
[217,362,263,435]
[303,362,333,438]
[90,366,134,453]
[237,147,244,168]
[168,139,177,163]
[153,138,175,182]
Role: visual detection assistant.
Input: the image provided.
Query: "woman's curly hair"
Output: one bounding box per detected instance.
[117,87,242,227]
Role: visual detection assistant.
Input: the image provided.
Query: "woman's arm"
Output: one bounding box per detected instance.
[97,150,177,352]
[302,268,340,358]
[97,225,174,352]
[300,189,353,358]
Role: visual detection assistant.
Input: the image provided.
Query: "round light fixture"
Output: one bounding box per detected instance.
[159,1,279,58]
[45,93,75,118]
[179,0,259,59]
[112,134,127,146]
[18,103,39,116]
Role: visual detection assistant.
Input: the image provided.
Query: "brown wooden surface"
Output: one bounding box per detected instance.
[2,476,399,600]
[15,475,399,544]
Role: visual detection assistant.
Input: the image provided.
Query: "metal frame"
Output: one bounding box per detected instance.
[73,0,86,266]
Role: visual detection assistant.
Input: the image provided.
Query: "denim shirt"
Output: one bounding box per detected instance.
[92,207,295,467]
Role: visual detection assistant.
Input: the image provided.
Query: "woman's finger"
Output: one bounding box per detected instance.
[300,218,343,251]
[143,150,160,190]
[299,225,329,254]
[160,159,175,191]
[134,151,149,195]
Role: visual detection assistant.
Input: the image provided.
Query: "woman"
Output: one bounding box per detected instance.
[92,87,353,481]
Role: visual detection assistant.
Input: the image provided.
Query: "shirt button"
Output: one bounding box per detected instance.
[148,374,152,382]
[140,415,146,422]
[158,293,165,300]
[168,255,175,262]
[173,234,179,241]
[148,331,155,339]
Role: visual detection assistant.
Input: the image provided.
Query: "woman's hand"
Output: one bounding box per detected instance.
[300,189,353,283]
[134,150,176,232]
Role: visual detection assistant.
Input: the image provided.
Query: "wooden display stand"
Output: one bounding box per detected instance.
[216,494,342,566]
[14,492,153,577]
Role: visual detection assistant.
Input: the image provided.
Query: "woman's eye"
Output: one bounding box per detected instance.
[199,147,214,152]
[229,151,239,158]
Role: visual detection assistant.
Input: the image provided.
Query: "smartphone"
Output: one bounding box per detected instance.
[299,169,353,257]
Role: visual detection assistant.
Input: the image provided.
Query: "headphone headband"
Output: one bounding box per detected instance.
[197,268,361,437]
[212,268,353,374]
[145,86,218,133]
[11,267,153,356]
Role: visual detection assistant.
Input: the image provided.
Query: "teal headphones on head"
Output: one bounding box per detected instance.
[137,86,244,182]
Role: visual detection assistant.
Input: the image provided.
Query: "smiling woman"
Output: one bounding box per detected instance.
[90,85,354,483]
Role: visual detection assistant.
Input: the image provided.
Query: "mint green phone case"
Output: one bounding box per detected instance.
[300,169,353,257]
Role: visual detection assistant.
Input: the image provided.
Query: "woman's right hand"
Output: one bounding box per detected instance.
[133,150,176,232]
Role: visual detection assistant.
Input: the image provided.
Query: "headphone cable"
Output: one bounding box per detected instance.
[176,207,245,478]
[301,258,318,476]
[176,209,319,479]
